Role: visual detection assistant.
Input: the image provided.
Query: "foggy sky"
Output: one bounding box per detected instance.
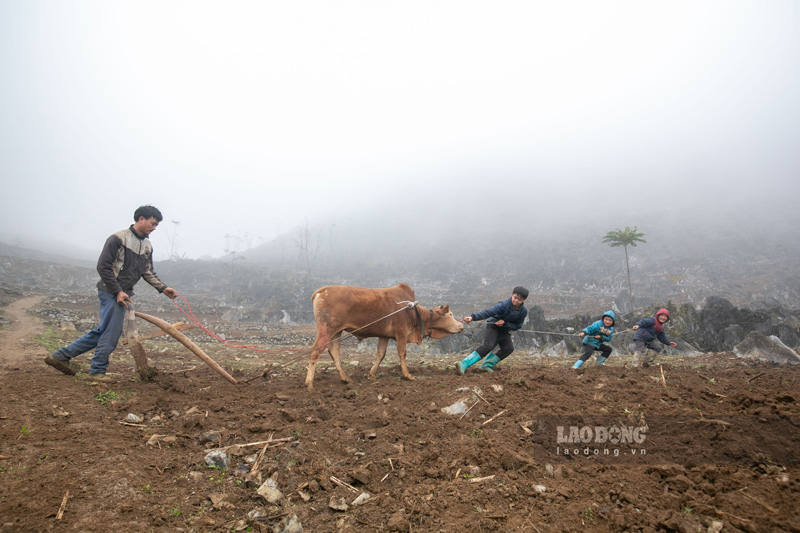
[1,1,799,262]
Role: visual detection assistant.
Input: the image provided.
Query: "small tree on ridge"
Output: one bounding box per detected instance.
[603,226,646,313]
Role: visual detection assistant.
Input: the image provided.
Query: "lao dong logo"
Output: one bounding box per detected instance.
[555,425,647,458]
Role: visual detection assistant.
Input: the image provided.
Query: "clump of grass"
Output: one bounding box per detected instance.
[95,391,119,405]
[33,326,78,352]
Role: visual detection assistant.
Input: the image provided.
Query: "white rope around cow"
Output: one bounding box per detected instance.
[268,301,420,370]
[343,300,417,336]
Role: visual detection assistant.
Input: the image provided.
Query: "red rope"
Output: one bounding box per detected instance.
[171,294,305,353]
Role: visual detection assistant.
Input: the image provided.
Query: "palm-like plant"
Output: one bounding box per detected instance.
[602,226,646,313]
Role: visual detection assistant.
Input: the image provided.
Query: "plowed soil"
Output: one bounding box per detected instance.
[1,296,799,532]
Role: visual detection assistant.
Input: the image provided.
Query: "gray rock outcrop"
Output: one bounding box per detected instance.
[733,332,800,364]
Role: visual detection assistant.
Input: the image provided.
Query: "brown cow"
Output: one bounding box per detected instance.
[305,284,464,390]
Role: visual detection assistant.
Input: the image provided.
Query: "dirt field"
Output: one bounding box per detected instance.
[1,296,799,532]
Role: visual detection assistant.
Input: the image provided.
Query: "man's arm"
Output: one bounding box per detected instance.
[471,301,506,322]
[97,234,124,296]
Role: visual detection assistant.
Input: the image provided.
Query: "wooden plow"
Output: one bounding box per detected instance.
[122,303,238,384]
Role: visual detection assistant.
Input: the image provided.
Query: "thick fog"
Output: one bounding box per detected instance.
[1,1,799,264]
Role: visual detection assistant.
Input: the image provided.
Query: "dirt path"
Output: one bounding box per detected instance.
[0,295,45,368]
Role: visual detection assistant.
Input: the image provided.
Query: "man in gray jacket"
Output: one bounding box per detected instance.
[45,205,178,382]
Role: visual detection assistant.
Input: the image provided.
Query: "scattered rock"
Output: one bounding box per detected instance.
[441,400,468,415]
[351,492,371,506]
[272,514,303,533]
[542,340,568,357]
[125,413,143,424]
[246,508,269,522]
[209,492,236,510]
[349,467,371,485]
[733,332,800,364]
[328,496,348,511]
[198,430,222,445]
[204,449,230,471]
[51,405,69,417]
[257,479,283,503]
[317,476,333,492]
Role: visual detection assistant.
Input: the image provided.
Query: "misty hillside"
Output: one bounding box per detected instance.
[2,209,798,325]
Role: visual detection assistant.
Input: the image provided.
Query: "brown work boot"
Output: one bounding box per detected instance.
[44,355,76,376]
[87,373,117,384]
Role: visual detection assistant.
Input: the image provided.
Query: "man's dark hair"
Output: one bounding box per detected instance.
[513,286,529,299]
[134,205,163,222]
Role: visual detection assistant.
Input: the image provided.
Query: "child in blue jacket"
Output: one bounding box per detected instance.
[572,310,616,369]
[632,308,677,367]
[456,286,529,374]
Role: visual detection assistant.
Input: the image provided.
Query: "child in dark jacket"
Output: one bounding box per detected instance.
[572,310,616,369]
[632,308,677,367]
[455,286,529,374]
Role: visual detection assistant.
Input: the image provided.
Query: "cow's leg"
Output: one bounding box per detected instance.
[369,337,390,379]
[328,331,350,384]
[305,330,329,391]
[395,338,415,381]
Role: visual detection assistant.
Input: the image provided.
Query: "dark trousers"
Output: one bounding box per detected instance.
[634,339,665,354]
[579,343,612,362]
[476,325,514,360]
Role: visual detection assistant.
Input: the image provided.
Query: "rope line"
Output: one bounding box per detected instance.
[515,327,634,336]
[166,294,637,375]
[171,294,298,353]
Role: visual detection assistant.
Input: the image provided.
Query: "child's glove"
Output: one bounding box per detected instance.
[599,328,611,336]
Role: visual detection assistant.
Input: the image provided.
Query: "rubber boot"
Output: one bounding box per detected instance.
[632,353,641,367]
[595,355,608,366]
[455,351,482,375]
[571,359,585,369]
[479,353,501,372]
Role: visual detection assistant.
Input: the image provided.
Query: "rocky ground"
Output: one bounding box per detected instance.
[1,294,799,532]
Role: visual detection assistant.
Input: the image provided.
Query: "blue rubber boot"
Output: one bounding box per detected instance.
[479,353,501,372]
[571,359,585,369]
[455,351,482,375]
[595,355,608,366]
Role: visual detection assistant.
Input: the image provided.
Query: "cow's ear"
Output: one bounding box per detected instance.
[442,305,450,313]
